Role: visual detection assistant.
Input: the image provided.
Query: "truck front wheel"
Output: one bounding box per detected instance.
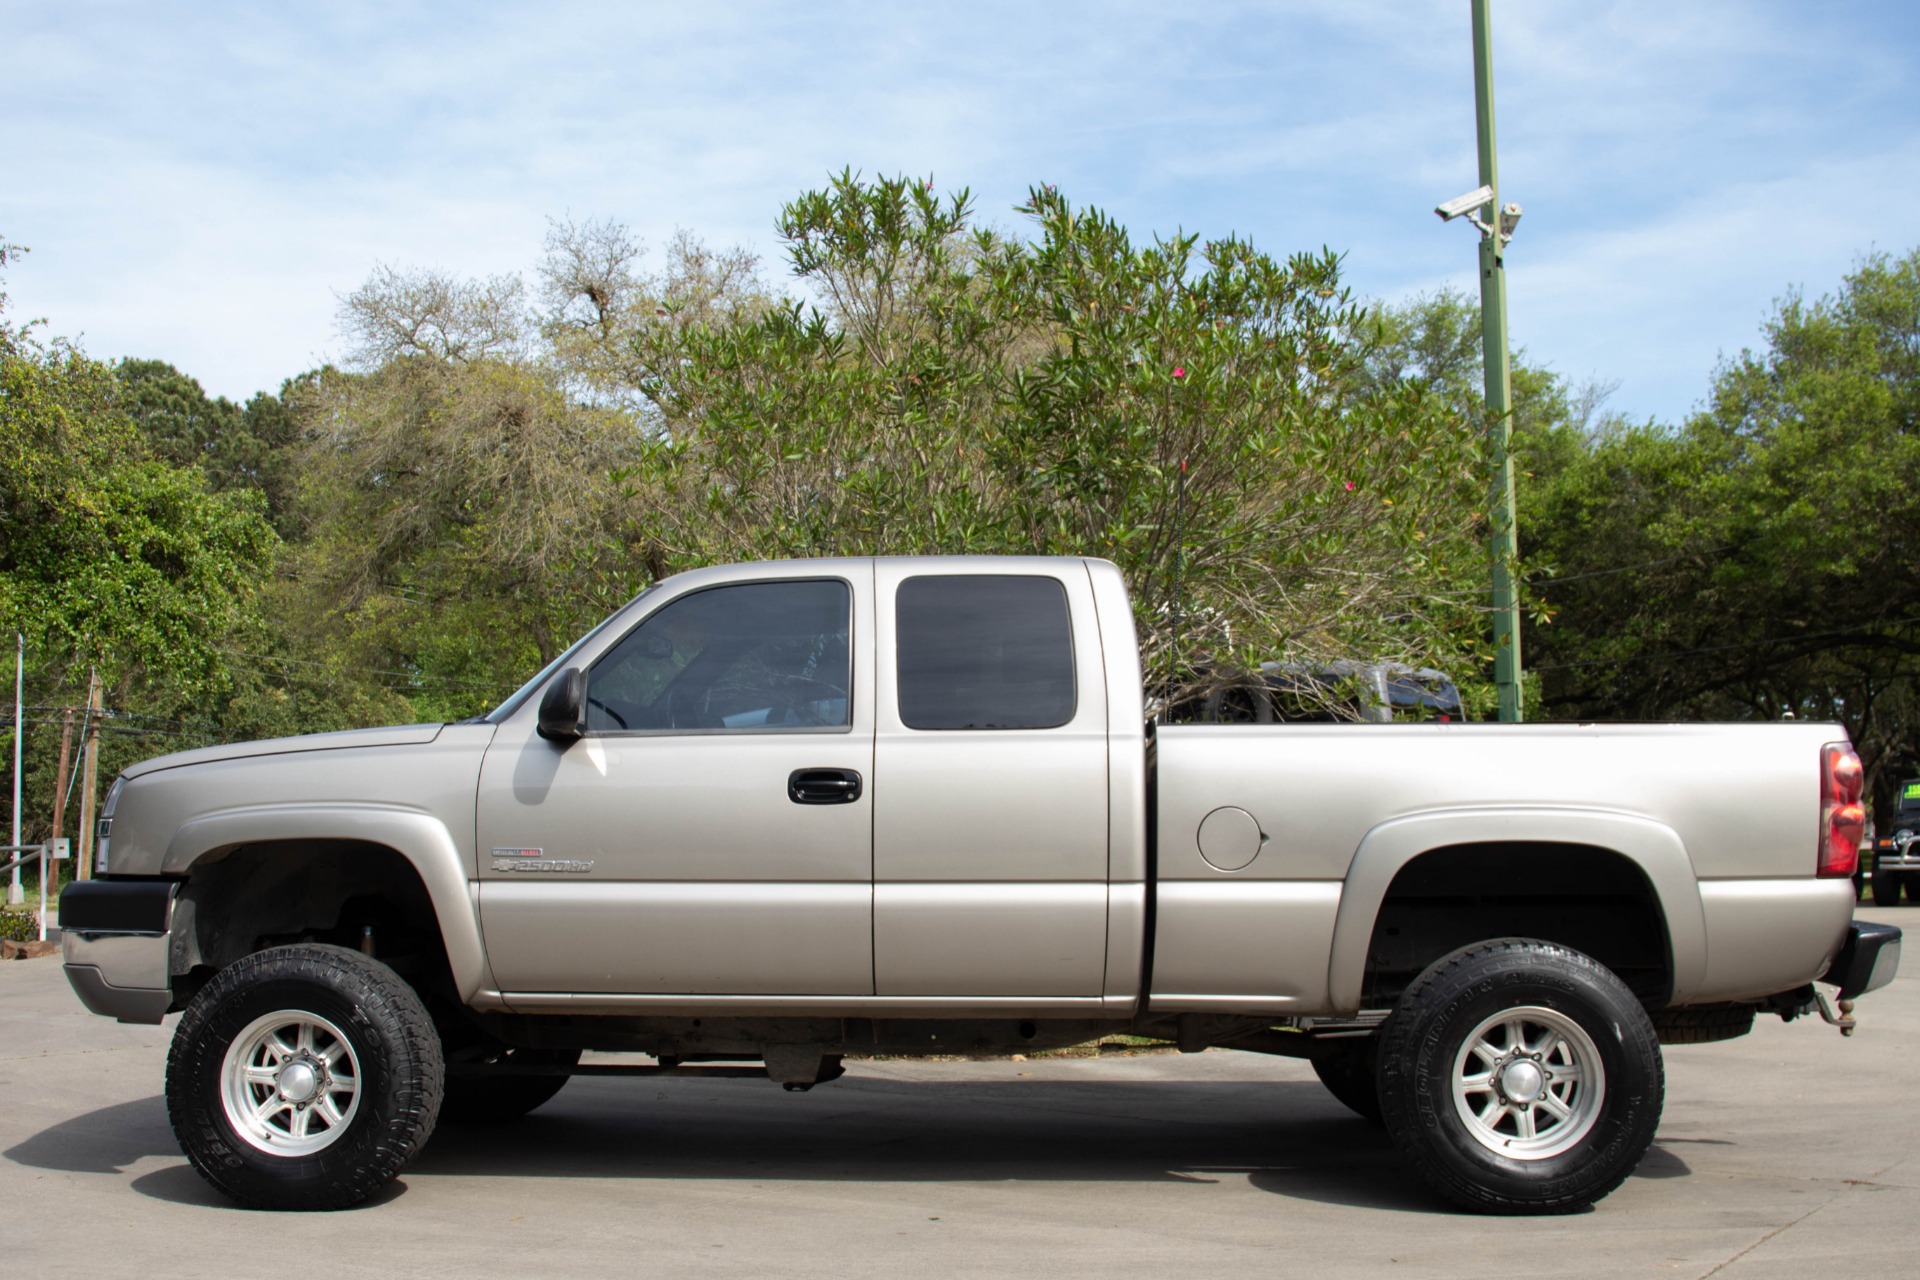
[165,943,444,1210]
[1375,938,1663,1214]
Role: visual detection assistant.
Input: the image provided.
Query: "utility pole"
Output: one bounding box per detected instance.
[49,707,74,872]
[45,707,74,942]
[1473,0,1522,722]
[75,669,102,880]
[8,633,21,906]
[1438,2,1526,721]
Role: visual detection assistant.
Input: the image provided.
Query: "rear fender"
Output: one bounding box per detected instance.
[1326,807,1706,1014]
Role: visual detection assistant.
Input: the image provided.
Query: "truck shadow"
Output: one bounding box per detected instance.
[4,1096,176,1176]
[6,1076,1692,1214]
[422,1077,1427,1196]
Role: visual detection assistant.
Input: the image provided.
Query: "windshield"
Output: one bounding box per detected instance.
[484,585,659,724]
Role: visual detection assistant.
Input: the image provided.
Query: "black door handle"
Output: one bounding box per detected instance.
[788,768,864,805]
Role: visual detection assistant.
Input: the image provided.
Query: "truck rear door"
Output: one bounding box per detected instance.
[870,560,1111,996]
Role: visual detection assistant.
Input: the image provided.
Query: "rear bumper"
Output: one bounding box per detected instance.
[58,879,176,1024]
[1822,920,1902,1000]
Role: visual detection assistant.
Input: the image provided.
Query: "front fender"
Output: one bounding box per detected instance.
[164,803,492,1002]
[1325,807,1707,1014]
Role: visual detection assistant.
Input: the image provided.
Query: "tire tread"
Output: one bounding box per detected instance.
[166,943,443,1210]
[1375,937,1664,1215]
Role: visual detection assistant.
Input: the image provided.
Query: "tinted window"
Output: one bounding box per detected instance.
[587,580,850,732]
[896,575,1075,730]
[1384,674,1464,716]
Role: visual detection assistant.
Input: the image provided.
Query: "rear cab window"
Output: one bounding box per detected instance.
[895,575,1076,730]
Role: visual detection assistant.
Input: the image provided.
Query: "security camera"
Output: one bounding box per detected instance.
[1434,185,1495,221]
[1499,202,1522,237]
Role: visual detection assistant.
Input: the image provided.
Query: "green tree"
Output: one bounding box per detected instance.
[285,257,668,720]
[1524,250,1920,825]
[0,241,280,845]
[276,219,780,722]
[630,174,1493,702]
[115,358,305,534]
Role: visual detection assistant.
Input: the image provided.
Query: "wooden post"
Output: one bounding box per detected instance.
[74,670,102,880]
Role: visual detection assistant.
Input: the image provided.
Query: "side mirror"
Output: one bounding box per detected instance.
[537,668,587,743]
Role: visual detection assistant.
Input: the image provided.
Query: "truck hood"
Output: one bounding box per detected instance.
[120,723,447,779]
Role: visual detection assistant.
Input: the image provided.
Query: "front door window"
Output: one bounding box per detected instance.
[587,580,851,733]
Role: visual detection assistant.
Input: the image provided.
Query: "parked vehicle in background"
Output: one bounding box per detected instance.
[1173,659,1466,724]
[1871,778,1920,905]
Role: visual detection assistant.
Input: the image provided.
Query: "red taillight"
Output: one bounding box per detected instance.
[1820,743,1865,878]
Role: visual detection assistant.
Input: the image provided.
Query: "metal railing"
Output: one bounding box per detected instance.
[1,842,66,943]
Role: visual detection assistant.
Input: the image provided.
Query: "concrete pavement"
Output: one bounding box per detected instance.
[4,909,1916,1278]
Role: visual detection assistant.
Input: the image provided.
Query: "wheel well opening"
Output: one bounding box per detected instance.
[172,840,455,1008]
[1362,842,1671,1009]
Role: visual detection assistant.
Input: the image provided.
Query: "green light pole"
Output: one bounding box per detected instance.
[1438,0,1524,722]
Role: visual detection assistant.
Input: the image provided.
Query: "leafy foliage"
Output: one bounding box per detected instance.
[0,907,38,943]
[9,187,1916,841]
[1524,250,1920,823]
[634,173,1491,701]
[116,358,305,534]
[1,313,276,707]
[0,243,281,840]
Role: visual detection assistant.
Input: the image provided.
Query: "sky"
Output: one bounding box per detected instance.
[4,1,1917,426]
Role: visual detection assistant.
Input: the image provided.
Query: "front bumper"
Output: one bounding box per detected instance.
[59,879,177,1024]
[1873,844,1920,873]
[1822,920,1902,1000]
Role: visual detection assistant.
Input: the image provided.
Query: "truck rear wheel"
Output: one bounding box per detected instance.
[1375,938,1663,1214]
[165,943,443,1210]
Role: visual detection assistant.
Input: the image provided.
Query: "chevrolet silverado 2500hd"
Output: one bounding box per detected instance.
[58,556,1901,1213]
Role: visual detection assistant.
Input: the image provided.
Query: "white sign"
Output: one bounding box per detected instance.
[49,837,70,860]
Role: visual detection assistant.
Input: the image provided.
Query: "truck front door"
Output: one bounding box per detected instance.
[475,571,875,995]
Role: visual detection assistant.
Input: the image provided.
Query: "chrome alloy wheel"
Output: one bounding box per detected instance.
[1450,1005,1605,1160]
[220,1009,362,1157]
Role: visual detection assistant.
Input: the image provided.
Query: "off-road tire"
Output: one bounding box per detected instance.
[1376,937,1663,1215]
[442,1046,581,1122]
[166,943,443,1210]
[1311,1037,1382,1124]
[1872,871,1902,907]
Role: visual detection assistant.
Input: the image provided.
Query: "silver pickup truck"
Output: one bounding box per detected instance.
[59,556,1900,1215]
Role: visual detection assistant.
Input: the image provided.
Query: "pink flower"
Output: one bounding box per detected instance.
[1344,481,1355,491]
[1173,366,1186,378]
